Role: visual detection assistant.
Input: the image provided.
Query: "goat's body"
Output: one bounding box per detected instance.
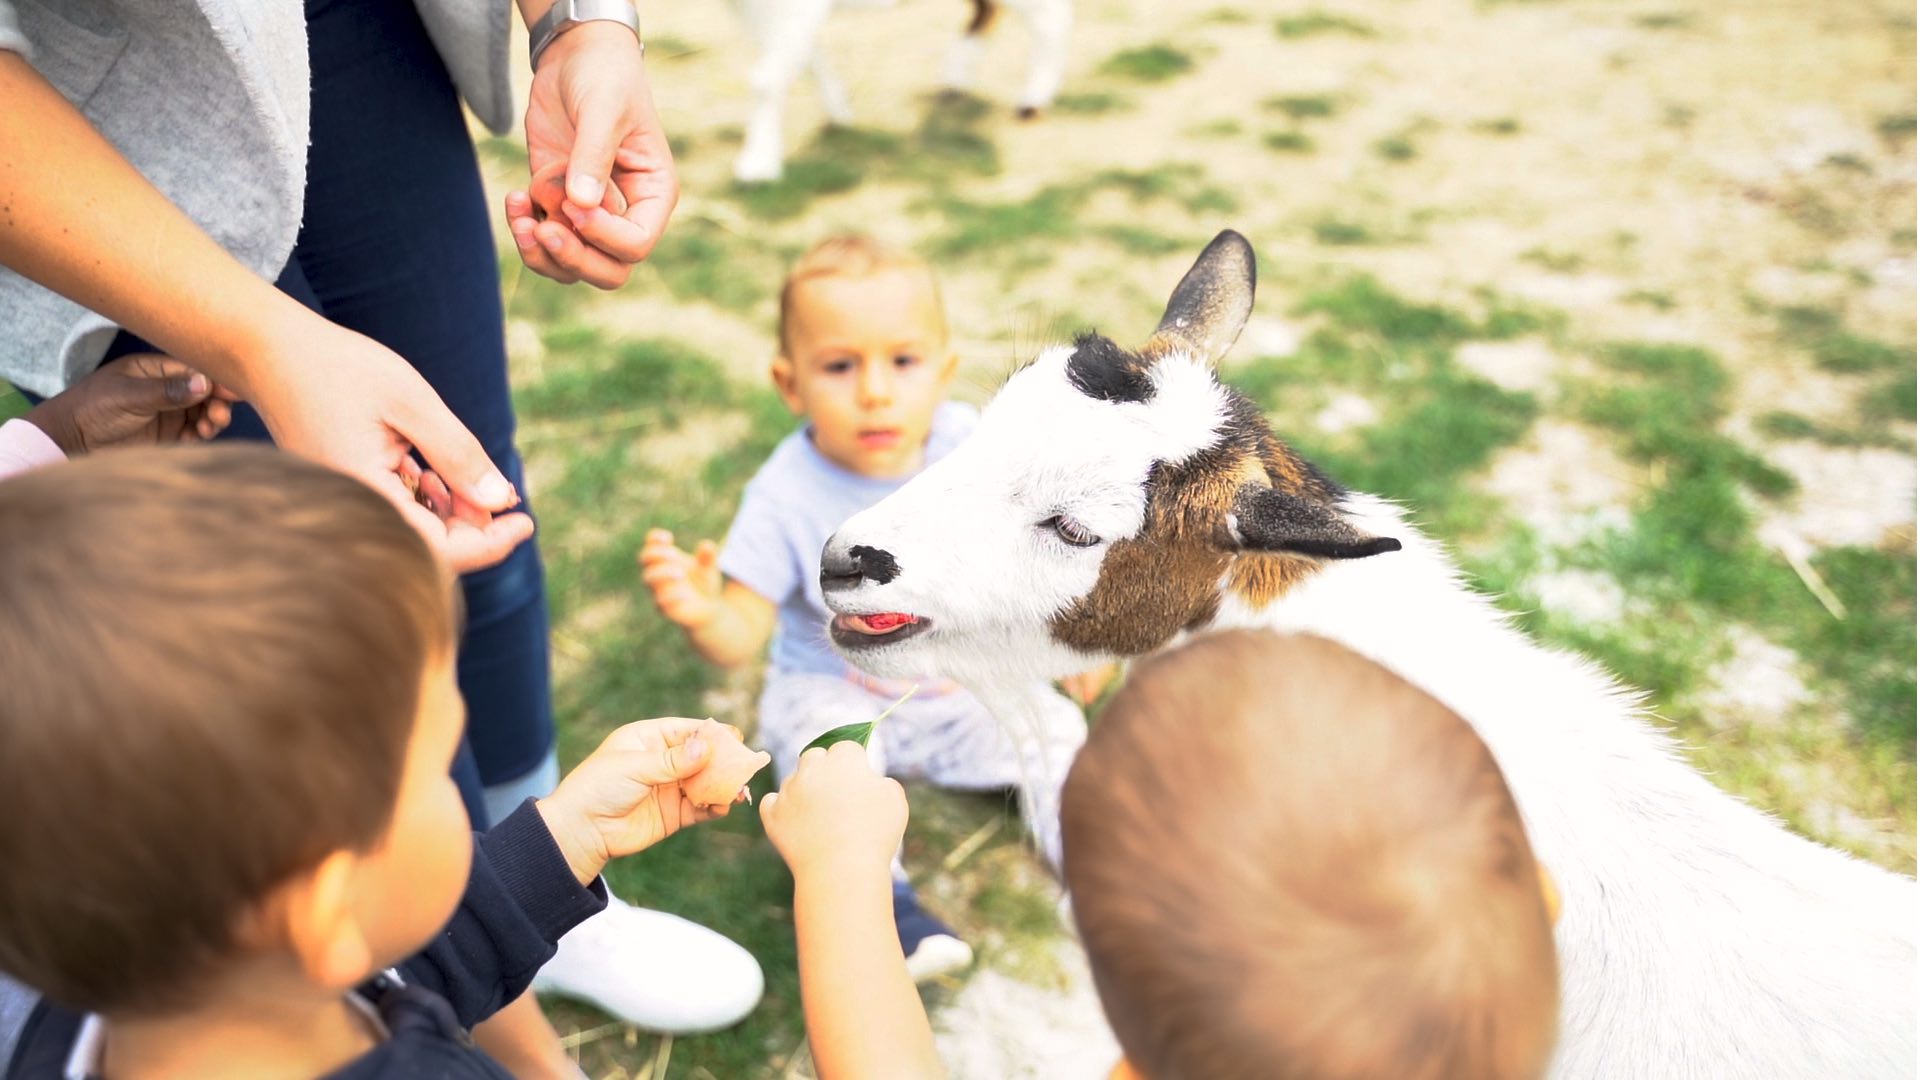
[1199,494,1918,1077]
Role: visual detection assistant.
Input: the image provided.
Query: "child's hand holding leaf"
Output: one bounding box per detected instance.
[761,741,909,881]
[800,683,918,754]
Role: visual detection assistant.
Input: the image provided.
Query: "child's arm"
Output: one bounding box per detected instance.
[639,528,777,668]
[761,744,945,1080]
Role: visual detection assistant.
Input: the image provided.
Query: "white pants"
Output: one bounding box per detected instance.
[757,672,1087,871]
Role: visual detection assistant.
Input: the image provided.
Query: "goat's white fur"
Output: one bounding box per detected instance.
[730,0,1074,182]
[825,342,1919,1075]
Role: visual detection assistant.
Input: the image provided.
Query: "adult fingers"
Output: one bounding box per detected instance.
[387,380,519,513]
[610,142,678,264]
[559,200,653,265]
[438,512,537,574]
[564,92,623,214]
[532,219,631,290]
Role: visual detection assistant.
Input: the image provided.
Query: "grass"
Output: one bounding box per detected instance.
[726,97,1001,219]
[924,165,1237,264]
[1096,44,1196,83]
[1310,219,1379,245]
[1471,117,1523,135]
[1273,10,1377,38]
[1052,91,1134,116]
[1264,130,1316,153]
[1263,93,1341,120]
[1374,133,1418,162]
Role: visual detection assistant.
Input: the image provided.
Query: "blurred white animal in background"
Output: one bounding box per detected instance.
[731,0,1073,182]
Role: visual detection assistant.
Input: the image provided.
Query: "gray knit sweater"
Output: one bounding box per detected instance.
[0,1,512,397]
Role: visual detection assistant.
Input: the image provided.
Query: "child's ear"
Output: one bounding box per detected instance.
[1537,860,1560,926]
[769,355,805,416]
[283,849,375,991]
[935,347,960,384]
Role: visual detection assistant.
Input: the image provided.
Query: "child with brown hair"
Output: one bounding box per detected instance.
[761,629,1561,1079]
[639,234,1105,979]
[0,447,755,1079]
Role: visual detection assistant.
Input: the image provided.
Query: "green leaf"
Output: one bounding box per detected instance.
[801,683,919,754]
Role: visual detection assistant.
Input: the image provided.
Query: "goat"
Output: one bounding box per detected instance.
[816,231,1918,1076]
[730,0,1072,182]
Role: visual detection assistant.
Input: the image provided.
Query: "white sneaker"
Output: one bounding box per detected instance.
[533,895,764,1033]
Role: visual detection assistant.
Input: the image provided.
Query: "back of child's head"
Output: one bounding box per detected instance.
[1061,630,1559,1080]
[777,233,945,353]
[0,446,453,1016]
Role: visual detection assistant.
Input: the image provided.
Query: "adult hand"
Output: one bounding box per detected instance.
[536,717,721,884]
[508,22,678,289]
[247,318,534,574]
[25,353,232,454]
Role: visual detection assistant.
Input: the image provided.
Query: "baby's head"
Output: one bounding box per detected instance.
[1063,631,1560,1080]
[773,234,957,478]
[0,446,472,1018]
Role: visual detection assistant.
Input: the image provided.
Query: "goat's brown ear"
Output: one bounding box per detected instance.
[1228,485,1402,560]
[1141,229,1256,367]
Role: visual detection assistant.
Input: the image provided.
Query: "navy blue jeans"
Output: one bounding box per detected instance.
[95,0,554,827]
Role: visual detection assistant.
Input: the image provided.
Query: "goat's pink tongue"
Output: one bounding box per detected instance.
[855,612,915,633]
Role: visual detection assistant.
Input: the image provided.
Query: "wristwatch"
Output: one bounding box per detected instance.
[529,0,643,73]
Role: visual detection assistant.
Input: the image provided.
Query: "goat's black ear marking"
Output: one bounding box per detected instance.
[1228,486,1401,560]
[1067,332,1156,403]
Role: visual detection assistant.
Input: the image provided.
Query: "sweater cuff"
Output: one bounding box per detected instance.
[479,799,608,945]
[0,418,67,480]
[0,4,30,60]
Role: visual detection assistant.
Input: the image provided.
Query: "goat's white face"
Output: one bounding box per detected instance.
[822,232,1402,686]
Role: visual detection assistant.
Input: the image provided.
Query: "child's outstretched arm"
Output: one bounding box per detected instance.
[761,744,944,1080]
[638,527,777,668]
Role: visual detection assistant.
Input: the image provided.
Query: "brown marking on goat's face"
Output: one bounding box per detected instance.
[1226,552,1316,608]
[1051,342,1360,652]
[1050,490,1232,657]
[1051,416,1330,654]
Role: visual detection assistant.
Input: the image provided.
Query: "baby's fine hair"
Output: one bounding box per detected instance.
[777,234,945,354]
[1062,630,1560,1080]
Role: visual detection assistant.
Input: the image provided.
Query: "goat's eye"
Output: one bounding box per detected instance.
[1042,515,1101,548]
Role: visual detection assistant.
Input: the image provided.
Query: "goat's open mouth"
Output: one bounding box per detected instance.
[830,612,930,648]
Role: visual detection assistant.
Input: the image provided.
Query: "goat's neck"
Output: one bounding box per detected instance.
[1199,496,1793,880]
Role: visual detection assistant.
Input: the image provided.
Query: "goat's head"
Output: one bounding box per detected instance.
[821,231,1402,684]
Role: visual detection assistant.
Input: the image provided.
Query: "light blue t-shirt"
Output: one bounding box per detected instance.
[718,401,978,677]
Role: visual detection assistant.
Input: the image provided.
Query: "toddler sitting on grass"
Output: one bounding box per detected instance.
[640,234,1107,979]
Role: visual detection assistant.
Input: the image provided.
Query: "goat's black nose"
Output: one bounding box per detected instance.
[820,542,900,592]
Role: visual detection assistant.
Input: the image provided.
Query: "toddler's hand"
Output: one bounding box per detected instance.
[638,528,724,629]
[25,353,233,455]
[536,717,719,885]
[761,742,907,883]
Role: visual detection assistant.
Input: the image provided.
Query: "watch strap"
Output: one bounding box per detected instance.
[530,0,642,72]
